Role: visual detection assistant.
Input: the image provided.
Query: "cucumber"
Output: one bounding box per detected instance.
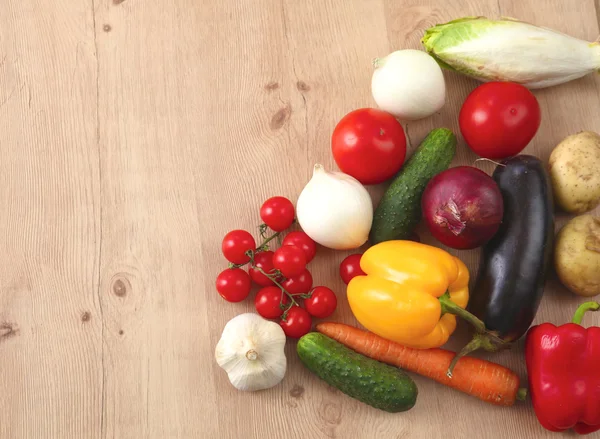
[370,128,456,244]
[297,333,417,413]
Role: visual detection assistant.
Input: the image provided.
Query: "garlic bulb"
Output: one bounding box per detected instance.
[296,164,373,250]
[215,313,287,391]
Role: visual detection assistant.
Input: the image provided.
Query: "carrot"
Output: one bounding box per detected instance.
[316,322,527,407]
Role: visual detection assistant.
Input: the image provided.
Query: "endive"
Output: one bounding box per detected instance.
[422,16,600,89]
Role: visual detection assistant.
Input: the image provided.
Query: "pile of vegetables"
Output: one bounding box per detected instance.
[214,14,600,436]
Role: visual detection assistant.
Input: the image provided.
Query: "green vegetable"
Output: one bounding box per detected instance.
[370,128,456,244]
[297,332,418,413]
[421,16,600,89]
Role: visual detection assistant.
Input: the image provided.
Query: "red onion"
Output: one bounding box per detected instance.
[421,166,503,249]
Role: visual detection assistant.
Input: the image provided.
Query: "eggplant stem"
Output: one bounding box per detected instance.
[447,336,482,378]
[446,332,509,377]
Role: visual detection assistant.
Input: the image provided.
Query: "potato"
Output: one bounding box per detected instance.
[548,131,600,213]
[554,214,600,297]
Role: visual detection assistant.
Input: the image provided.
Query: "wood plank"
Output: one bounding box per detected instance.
[93,0,218,437]
[0,1,102,438]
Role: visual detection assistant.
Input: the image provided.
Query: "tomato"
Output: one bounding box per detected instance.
[273,245,306,278]
[255,286,289,319]
[339,254,366,285]
[222,230,256,264]
[280,306,312,338]
[248,251,278,286]
[216,268,252,302]
[459,82,541,159]
[282,269,313,294]
[282,231,317,262]
[331,108,407,185]
[304,286,337,318]
[260,196,295,232]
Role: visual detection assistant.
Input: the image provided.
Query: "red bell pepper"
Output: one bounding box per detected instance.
[525,302,600,435]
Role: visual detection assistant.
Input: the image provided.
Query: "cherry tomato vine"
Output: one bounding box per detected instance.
[216,196,338,338]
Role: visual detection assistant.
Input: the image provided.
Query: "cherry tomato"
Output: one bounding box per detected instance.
[304,286,337,318]
[339,254,366,285]
[459,82,541,159]
[221,230,256,264]
[260,196,295,232]
[282,231,317,263]
[255,286,289,319]
[273,245,306,278]
[331,108,407,185]
[282,269,313,294]
[280,306,312,338]
[216,268,251,302]
[248,251,278,287]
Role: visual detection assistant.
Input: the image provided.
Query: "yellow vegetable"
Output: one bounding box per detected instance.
[549,131,600,214]
[554,215,600,297]
[347,240,469,349]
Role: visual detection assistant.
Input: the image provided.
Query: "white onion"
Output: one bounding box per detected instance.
[371,49,446,121]
[296,164,373,250]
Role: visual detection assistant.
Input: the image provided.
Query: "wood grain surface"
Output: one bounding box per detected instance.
[0,0,599,438]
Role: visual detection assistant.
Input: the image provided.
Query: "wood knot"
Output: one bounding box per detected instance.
[264,81,279,91]
[296,81,310,91]
[289,384,305,398]
[111,274,131,297]
[270,106,291,130]
[319,401,342,425]
[118,329,124,336]
[81,311,91,323]
[0,322,19,343]
[103,24,112,32]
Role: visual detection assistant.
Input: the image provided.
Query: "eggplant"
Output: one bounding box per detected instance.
[468,155,554,342]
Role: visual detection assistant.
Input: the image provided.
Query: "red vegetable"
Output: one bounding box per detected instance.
[339,254,365,285]
[216,268,252,302]
[282,231,317,262]
[331,108,406,185]
[273,245,306,278]
[280,306,312,338]
[421,166,504,249]
[305,287,337,318]
[260,196,295,232]
[525,302,600,435]
[221,230,256,264]
[248,251,277,286]
[255,286,289,319]
[459,82,541,159]
[281,269,313,294]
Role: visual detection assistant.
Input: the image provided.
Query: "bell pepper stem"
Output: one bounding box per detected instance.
[439,293,487,333]
[516,388,528,401]
[572,301,600,325]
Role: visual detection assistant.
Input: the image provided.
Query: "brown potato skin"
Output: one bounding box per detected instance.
[548,131,600,214]
[554,214,600,297]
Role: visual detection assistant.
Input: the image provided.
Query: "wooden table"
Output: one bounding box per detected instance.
[1,0,599,438]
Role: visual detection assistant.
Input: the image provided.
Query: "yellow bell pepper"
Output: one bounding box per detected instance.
[347,240,470,349]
